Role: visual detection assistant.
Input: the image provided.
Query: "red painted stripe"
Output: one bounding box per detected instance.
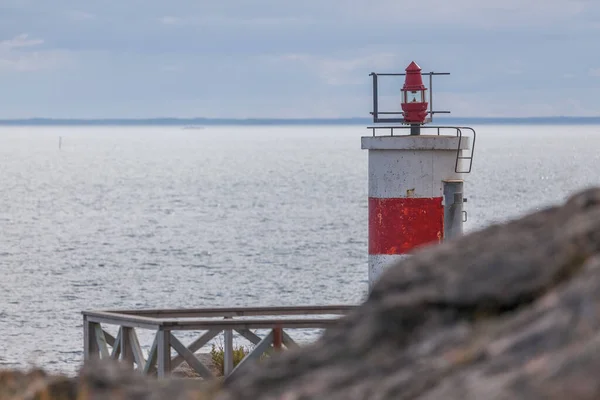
[369,197,443,255]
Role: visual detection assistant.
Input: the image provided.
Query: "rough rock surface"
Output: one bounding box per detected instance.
[5,187,600,400]
[0,360,220,400]
[217,187,600,400]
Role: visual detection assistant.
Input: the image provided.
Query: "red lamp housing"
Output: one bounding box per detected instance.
[401,61,429,124]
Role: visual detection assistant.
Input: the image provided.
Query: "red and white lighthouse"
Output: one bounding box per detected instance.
[364,61,475,290]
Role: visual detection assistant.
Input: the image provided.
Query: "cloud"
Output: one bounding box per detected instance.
[160,64,184,72]
[0,0,600,117]
[159,16,181,25]
[339,0,591,28]
[157,14,310,28]
[0,34,43,49]
[268,52,401,86]
[0,34,72,72]
[430,90,600,118]
[66,10,95,21]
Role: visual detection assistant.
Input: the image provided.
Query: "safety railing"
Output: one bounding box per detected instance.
[82,305,355,381]
[365,125,476,173]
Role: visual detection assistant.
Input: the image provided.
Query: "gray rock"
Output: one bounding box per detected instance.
[0,360,220,400]
[6,188,600,400]
[217,187,600,400]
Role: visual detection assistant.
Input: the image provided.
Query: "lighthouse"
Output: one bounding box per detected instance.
[363,61,476,290]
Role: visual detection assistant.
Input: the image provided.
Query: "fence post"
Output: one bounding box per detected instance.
[121,327,134,368]
[83,315,98,361]
[224,317,234,376]
[273,325,283,351]
[157,329,171,378]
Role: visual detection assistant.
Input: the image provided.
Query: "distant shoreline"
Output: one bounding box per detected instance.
[1,117,600,126]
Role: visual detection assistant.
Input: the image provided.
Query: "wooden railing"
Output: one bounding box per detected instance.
[82,305,355,380]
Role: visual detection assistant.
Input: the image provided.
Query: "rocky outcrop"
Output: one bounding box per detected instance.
[217,187,600,399]
[5,187,600,399]
[0,361,219,400]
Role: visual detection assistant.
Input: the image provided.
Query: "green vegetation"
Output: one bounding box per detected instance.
[209,343,250,376]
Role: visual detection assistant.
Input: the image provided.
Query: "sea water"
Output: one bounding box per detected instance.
[1,124,599,373]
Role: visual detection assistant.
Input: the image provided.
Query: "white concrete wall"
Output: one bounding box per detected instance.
[362,134,471,290]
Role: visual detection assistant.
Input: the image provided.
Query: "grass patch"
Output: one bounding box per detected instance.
[209,342,251,376]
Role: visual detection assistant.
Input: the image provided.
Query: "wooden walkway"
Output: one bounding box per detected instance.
[82,305,355,380]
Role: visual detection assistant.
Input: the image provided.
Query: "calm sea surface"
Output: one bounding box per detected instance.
[1,124,600,374]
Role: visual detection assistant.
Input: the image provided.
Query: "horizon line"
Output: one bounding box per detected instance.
[1,116,600,126]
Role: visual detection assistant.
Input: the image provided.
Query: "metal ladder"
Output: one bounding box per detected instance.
[454,127,476,174]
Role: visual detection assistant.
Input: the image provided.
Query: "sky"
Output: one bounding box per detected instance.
[0,0,599,119]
